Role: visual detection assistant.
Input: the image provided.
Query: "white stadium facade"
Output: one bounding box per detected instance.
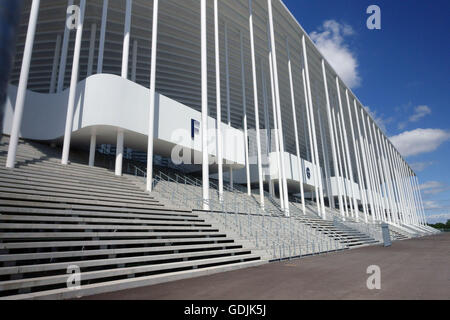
[0,0,439,299]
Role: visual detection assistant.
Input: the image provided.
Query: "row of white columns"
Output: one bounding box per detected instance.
[5,0,427,227]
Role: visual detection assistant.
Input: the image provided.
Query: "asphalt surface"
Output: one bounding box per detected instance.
[82,233,450,300]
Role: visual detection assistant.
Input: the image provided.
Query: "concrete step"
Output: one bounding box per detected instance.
[0,192,167,211]
[0,231,227,240]
[3,260,266,300]
[0,173,152,197]
[0,243,244,262]
[0,222,219,232]
[0,154,129,179]
[0,237,237,250]
[0,214,210,227]
[0,187,160,208]
[0,161,140,187]
[0,253,260,292]
[0,205,202,221]
[0,179,158,204]
[0,166,142,191]
[0,248,253,276]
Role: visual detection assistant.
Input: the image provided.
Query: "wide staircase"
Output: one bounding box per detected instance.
[0,136,265,300]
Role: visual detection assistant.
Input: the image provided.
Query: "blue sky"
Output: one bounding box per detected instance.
[283,0,450,223]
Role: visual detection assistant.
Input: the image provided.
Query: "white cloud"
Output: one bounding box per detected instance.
[423,200,442,210]
[390,128,450,157]
[410,161,434,172]
[310,20,361,89]
[398,105,432,129]
[420,181,449,195]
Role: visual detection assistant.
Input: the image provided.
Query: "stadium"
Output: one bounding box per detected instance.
[0,0,440,299]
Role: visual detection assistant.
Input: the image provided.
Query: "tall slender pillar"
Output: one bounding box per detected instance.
[268,0,289,216]
[381,135,400,224]
[336,85,358,218]
[214,0,223,202]
[366,115,387,221]
[266,21,284,210]
[57,0,74,93]
[372,124,392,222]
[121,0,132,79]
[377,128,397,223]
[97,0,108,74]
[115,0,132,176]
[200,0,209,210]
[336,108,352,217]
[224,21,233,190]
[286,39,305,214]
[115,130,124,176]
[85,20,99,171]
[322,66,344,217]
[87,23,97,77]
[354,102,376,222]
[146,0,159,192]
[342,92,368,223]
[248,0,265,208]
[345,94,368,222]
[302,36,325,217]
[6,0,41,169]
[49,34,62,93]
[61,0,86,165]
[239,31,251,196]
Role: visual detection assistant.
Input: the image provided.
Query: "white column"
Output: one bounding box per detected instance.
[342,92,367,223]
[387,142,405,224]
[392,147,407,224]
[131,39,138,82]
[121,0,132,79]
[201,0,209,210]
[57,0,74,93]
[414,176,427,225]
[377,128,397,223]
[268,0,289,215]
[408,167,420,225]
[115,0,132,176]
[381,135,400,224]
[366,116,387,221]
[49,34,62,93]
[354,102,376,222]
[248,0,265,209]
[115,130,124,176]
[345,94,368,222]
[89,130,97,167]
[317,105,333,210]
[286,39,305,214]
[322,67,344,217]
[336,85,357,218]
[214,0,223,202]
[362,110,383,221]
[97,0,108,74]
[224,21,233,190]
[239,31,251,196]
[372,123,392,222]
[302,36,325,217]
[266,21,284,210]
[61,0,86,165]
[146,0,159,192]
[6,0,41,169]
[261,58,271,159]
[335,108,351,217]
[87,23,97,77]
